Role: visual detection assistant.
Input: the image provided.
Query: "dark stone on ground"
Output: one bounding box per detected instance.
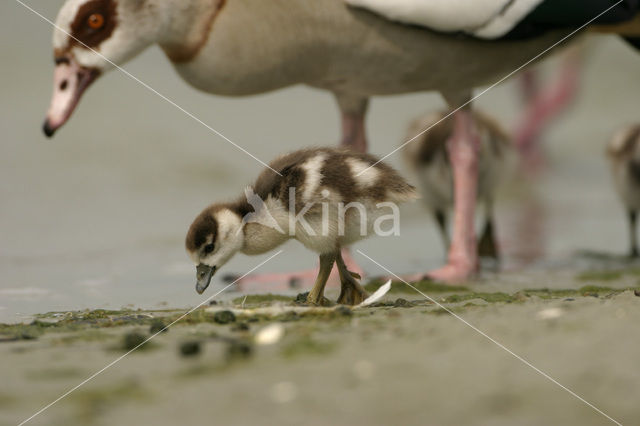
[123,331,147,351]
[226,340,252,361]
[232,322,249,332]
[180,340,202,357]
[279,312,299,322]
[335,306,352,316]
[213,310,236,324]
[295,292,309,304]
[149,319,168,334]
[394,298,413,308]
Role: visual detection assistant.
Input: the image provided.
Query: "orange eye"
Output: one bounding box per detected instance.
[87,13,104,30]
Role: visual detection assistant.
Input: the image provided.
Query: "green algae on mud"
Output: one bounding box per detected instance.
[442,292,515,304]
[232,294,293,305]
[577,270,624,282]
[576,265,640,282]
[2,283,638,344]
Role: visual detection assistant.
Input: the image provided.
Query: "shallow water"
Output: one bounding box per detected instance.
[2,1,640,322]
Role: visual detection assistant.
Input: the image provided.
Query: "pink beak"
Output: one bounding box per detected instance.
[43,58,99,137]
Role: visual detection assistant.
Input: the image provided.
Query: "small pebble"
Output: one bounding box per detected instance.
[20,330,39,340]
[279,312,299,322]
[563,298,575,302]
[179,340,201,357]
[209,300,218,306]
[255,323,284,345]
[536,307,564,320]
[335,306,352,316]
[232,322,250,332]
[295,292,309,304]
[122,331,147,350]
[226,340,252,361]
[394,298,413,308]
[149,319,168,334]
[213,310,236,324]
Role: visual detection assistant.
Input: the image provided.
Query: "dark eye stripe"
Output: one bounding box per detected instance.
[69,0,117,49]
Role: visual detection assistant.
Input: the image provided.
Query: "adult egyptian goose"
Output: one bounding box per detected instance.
[44,0,640,282]
[606,124,640,257]
[185,147,417,305]
[403,110,512,261]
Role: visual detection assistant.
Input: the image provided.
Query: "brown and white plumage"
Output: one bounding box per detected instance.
[606,124,640,257]
[186,147,416,304]
[403,110,512,260]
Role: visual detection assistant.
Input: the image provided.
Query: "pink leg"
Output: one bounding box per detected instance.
[427,109,480,282]
[515,49,582,173]
[341,112,367,152]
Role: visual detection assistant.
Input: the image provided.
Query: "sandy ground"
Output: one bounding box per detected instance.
[2,267,640,426]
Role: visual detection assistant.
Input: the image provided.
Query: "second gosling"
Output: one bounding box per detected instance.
[186,148,417,305]
[402,110,512,261]
[606,124,640,257]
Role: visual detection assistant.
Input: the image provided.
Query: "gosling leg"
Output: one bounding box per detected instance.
[306,252,336,306]
[336,250,369,305]
[629,210,638,258]
[433,209,450,256]
[478,199,499,261]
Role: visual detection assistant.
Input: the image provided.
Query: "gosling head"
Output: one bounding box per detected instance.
[43,0,165,136]
[185,207,244,294]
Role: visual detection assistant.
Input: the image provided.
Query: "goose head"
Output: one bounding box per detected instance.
[43,0,166,137]
[186,206,244,294]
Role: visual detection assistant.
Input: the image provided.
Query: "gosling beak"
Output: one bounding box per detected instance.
[43,58,100,137]
[195,263,216,294]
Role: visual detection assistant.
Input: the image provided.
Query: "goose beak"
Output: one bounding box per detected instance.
[195,264,216,294]
[43,59,99,138]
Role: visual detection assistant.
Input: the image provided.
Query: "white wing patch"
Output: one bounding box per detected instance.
[344,0,544,39]
[347,158,379,187]
[301,153,327,202]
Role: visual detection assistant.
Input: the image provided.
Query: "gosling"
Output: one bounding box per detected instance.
[606,124,640,257]
[402,110,512,261]
[186,148,417,305]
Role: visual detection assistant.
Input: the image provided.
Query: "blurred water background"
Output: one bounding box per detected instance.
[2,1,640,322]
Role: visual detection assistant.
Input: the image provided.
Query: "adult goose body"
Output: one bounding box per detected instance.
[44,0,569,136]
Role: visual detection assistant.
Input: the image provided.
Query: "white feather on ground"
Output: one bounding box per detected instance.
[357,280,392,307]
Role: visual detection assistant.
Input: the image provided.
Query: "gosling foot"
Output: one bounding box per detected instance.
[337,273,369,305]
[305,293,335,307]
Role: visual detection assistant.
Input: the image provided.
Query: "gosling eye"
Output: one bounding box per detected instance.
[203,243,215,255]
[87,13,105,30]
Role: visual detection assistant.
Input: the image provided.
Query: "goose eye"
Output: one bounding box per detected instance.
[87,13,105,30]
[203,244,215,255]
